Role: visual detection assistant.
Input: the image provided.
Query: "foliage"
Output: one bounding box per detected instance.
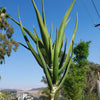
[41,76,47,84]
[82,93,99,100]
[41,87,50,97]
[73,41,91,67]
[0,7,19,64]
[63,63,86,100]
[0,91,7,99]
[62,40,91,100]
[9,0,77,99]
[84,62,100,95]
[0,90,17,100]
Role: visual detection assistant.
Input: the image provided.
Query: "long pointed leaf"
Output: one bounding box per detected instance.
[59,13,78,73]
[58,0,76,55]
[42,0,46,26]
[32,0,50,52]
[18,11,43,68]
[33,25,40,40]
[53,25,59,84]
[49,38,53,66]
[18,42,30,50]
[9,16,45,54]
[33,25,49,64]
[58,33,65,57]
[37,40,53,89]
[50,23,53,40]
[57,46,74,92]
[9,16,48,66]
[58,0,76,38]
[59,39,67,70]
[49,23,53,67]
[9,16,37,43]
[58,17,70,56]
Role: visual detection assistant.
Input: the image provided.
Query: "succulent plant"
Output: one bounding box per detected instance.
[9,0,78,99]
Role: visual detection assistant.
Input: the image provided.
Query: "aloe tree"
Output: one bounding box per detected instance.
[8,0,78,99]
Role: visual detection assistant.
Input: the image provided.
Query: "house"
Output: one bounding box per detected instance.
[17,92,34,100]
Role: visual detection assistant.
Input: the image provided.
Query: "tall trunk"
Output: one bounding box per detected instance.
[49,87,56,100]
[50,93,55,100]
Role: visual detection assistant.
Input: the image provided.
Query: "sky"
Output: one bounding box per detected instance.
[0,0,100,90]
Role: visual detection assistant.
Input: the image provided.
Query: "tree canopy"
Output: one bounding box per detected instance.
[62,40,91,100]
[0,7,19,64]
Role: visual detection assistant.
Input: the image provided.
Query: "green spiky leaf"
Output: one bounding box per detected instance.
[18,11,43,68]
[59,13,78,73]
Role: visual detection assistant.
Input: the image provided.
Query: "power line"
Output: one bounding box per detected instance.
[91,0,100,28]
[81,0,94,23]
[81,0,100,29]
[91,0,100,18]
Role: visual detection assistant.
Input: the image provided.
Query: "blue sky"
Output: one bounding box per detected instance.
[0,0,100,90]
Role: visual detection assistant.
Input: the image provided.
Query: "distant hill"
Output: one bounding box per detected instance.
[0,87,46,91]
[1,89,22,92]
[30,87,45,91]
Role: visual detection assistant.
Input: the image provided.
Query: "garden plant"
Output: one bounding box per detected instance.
[8,0,78,99]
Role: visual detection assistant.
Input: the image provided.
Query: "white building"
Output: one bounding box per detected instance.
[17,92,34,100]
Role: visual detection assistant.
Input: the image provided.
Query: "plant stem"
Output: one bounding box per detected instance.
[49,90,55,100]
[50,94,55,100]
